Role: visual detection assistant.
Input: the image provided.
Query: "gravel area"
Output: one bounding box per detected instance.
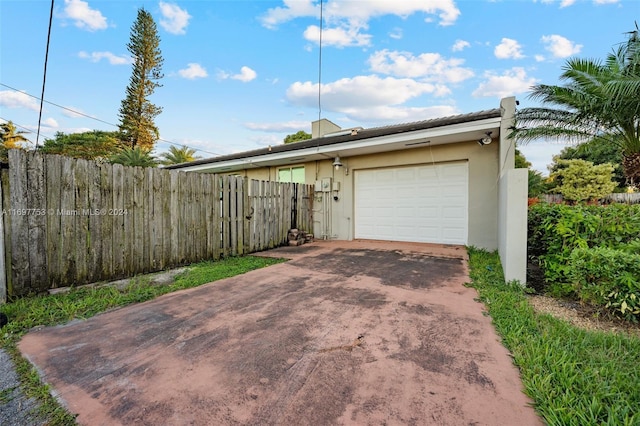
[528,295,640,337]
[0,349,47,426]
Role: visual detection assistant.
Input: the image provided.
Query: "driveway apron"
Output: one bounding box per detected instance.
[18,240,543,425]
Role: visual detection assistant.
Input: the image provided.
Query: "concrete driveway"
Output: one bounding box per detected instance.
[19,240,542,425]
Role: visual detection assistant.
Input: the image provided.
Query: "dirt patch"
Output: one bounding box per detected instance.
[528,295,640,337]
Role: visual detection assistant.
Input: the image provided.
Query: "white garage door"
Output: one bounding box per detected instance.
[354,162,468,245]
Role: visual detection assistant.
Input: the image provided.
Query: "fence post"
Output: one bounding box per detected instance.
[0,174,6,303]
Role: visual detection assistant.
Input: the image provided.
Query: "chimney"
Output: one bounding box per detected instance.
[311,118,341,138]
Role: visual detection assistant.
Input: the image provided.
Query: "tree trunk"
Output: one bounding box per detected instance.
[622,152,640,186]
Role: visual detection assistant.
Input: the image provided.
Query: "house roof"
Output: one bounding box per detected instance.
[166,108,502,173]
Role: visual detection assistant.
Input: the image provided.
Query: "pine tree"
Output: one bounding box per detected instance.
[118,8,164,150]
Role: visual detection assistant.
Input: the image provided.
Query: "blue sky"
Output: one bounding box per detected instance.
[1,0,637,173]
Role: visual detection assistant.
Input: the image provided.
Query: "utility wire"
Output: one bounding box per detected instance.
[35,0,55,148]
[0,117,36,135]
[317,0,323,124]
[2,83,119,127]
[0,83,223,156]
[0,116,47,144]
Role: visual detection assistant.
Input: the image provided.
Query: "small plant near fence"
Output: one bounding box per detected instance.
[570,247,640,322]
[528,202,640,321]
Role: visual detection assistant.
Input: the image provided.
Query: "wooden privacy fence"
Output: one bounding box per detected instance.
[541,193,640,204]
[0,150,313,299]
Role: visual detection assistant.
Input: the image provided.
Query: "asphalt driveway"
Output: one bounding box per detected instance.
[18,240,542,425]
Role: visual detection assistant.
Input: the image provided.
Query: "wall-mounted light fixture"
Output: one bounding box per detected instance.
[332,156,343,170]
[477,131,493,146]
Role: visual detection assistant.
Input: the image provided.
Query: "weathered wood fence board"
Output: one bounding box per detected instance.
[0,150,313,298]
[541,193,640,204]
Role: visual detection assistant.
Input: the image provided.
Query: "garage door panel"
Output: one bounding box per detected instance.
[417,167,438,179]
[442,208,465,219]
[396,207,414,218]
[418,207,439,219]
[355,162,468,245]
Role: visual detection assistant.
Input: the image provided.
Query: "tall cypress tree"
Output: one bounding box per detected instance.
[118,8,163,150]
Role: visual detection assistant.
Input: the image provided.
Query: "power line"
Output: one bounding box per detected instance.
[0,83,223,156]
[0,116,50,144]
[0,117,36,135]
[1,82,120,127]
[35,0,55,148]
[318,0,323,124]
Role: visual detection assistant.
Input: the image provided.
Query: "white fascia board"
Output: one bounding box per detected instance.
[178,117,501,173]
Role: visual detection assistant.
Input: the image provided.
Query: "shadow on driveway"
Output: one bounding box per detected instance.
[19,240,542,425]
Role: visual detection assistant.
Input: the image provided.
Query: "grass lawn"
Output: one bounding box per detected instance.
[0,255,284,426]
[468,247,640,426]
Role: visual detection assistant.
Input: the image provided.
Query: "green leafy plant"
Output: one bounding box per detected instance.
[570,247,640,321]
[528,203,640,296]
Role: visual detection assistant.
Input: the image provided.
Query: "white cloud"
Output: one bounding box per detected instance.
[534,54,546,62]
[43,118,59,128]
[159,2,191,35]
[452,39,470,52]
[178,63,208,79]
[233,66,257,82]
[260,0,317,29]
[218,66,257,82]
[243,121,311,132]
[286,75,450,122]
[303,22,372,47]
[0,90,40,111]
[78,51,131,65]
[494,38,524,59]
[272,0,460,49]
[535,0,576,6]
[62,0,107,31]
[286,74,460,122]
[368,49,474,84]
[472,67,538,98]
[389,28,403,40]
[541,34,582,58]
[536,0,618,6]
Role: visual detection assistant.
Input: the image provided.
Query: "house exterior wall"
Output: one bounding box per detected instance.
[499,168,528,284]
[238,140,501,251]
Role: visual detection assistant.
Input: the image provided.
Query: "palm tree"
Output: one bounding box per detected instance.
[0,120,30,162]
[159,145,200,165]
[511,27,640,185]
[110,147,157,167]
[1,121,30,147]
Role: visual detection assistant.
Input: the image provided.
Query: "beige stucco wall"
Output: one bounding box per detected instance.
[232,167,275,182]
[499,168,528,284]
[497,96,528,284]
[235,140,501,251]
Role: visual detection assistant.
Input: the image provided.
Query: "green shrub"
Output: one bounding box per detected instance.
[549,159,617,202]
[528,203,640,295]
[569,247,640,322]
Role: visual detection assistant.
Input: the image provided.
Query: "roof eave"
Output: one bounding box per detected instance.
[173,115,501,174]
